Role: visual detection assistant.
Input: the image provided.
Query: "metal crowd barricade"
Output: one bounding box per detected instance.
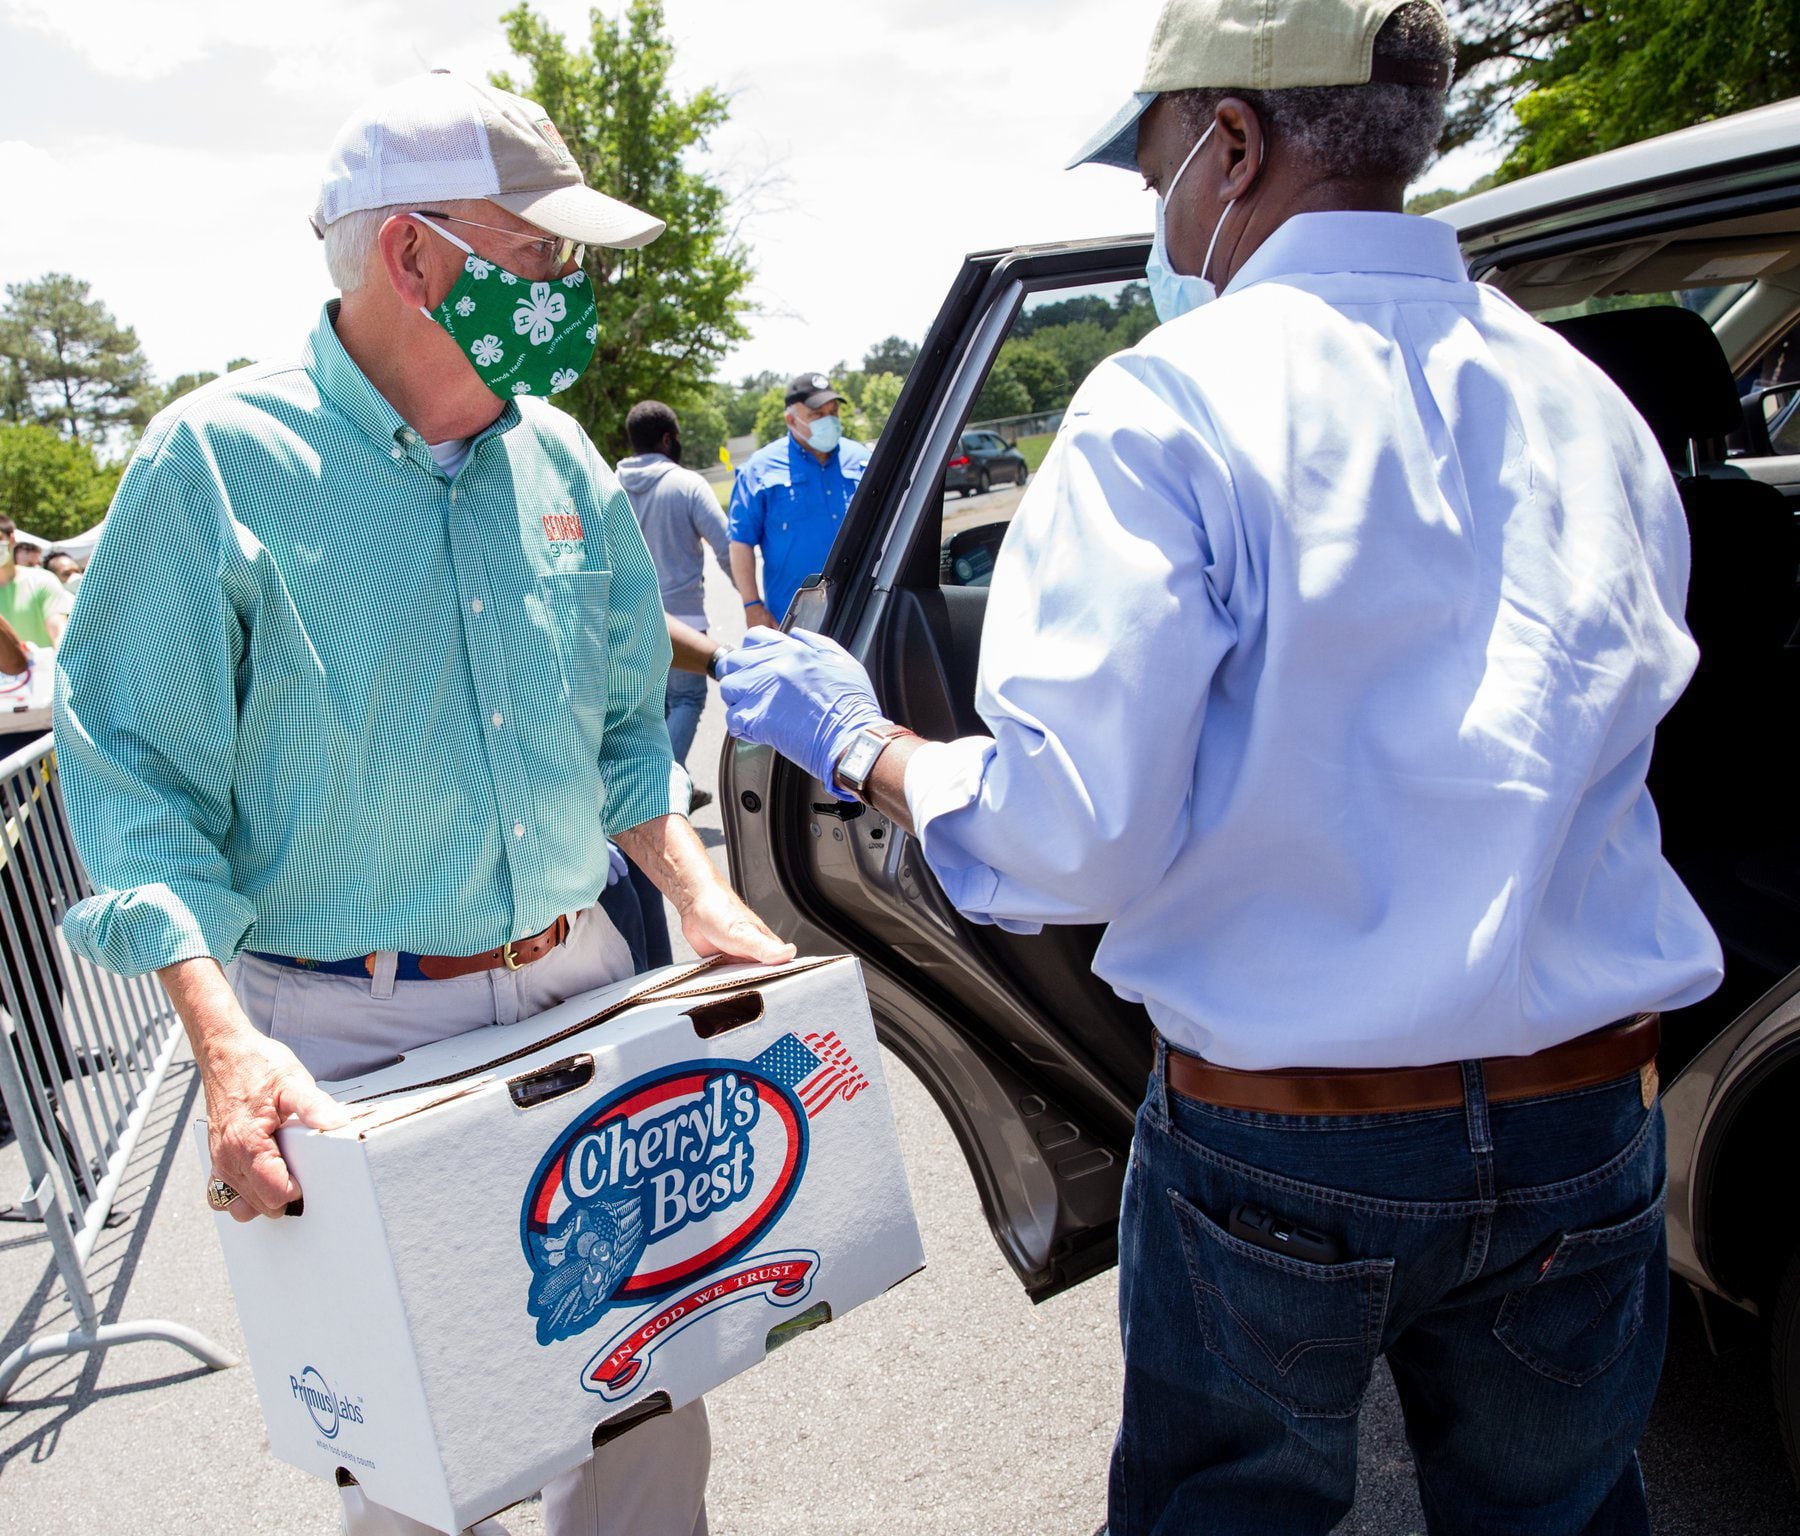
[0,731,233,1399]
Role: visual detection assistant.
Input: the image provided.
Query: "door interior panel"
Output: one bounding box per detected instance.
[874,585,1156,1120]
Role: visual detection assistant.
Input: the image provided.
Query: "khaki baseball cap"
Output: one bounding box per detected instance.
[1068,0,1451,170]
[314,70,665,249]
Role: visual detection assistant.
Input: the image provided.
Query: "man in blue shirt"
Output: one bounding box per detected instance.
[721,3,1722,1533]
[727,372,869,626]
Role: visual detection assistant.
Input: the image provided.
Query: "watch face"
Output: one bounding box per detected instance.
[840,733,881,788]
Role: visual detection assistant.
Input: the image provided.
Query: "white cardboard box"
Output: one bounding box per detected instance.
[198,955,925,1531]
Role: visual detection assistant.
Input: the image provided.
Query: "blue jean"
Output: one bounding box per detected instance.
[665,668,709,768]
[1110,1039,1667,1536]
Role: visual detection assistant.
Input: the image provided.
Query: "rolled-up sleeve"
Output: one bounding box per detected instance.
[904,359,1239,929]
[54,440,257,974]
[592,479,675,833]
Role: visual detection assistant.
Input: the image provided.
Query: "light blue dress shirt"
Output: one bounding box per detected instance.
[905,212,1723,1070]
[54,303,673,976]
[727,434,869,622]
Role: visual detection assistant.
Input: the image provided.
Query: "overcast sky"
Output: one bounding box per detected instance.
[0,0,1497,393]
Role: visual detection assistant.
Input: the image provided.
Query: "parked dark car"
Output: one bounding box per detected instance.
[943,430,1028,496]
[721,97,1800,1486]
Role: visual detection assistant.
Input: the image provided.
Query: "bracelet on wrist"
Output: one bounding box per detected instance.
[743,598,763,609]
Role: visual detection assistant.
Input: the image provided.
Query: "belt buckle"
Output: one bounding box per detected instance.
[502,939,523,971]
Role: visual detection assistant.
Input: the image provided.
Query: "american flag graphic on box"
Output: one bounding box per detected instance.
[750,1030,870,1118]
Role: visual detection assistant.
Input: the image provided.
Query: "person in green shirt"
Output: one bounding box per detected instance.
[0,517,72,649]
[53,71,789,1536]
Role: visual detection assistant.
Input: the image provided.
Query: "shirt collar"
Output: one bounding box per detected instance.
[305,301,519,468]
[1224,212,1468,298]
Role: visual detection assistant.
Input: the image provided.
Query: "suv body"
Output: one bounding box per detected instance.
[720,97,1800,1465]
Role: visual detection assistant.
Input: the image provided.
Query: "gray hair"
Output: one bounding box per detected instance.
[1171,1,1453,186]
[321,203,414,292]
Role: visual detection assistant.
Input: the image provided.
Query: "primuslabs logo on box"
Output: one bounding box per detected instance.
[290,1365,365,1439]
[518,1030,869,1398]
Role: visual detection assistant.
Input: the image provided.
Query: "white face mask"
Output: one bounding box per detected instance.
[1145,121,1251,324]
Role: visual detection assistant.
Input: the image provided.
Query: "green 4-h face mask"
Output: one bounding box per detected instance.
[416,216,598,400]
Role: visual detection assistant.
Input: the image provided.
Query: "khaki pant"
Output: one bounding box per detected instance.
[230,908,710,1536]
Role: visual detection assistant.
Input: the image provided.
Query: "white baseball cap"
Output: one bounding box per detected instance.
[313,70,665,250]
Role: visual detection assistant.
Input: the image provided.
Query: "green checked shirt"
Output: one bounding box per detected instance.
[54,302,674,976]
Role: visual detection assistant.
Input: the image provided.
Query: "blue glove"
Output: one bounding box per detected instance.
[717,627,886,800]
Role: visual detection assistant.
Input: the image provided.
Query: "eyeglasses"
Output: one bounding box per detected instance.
[411,211,586,273]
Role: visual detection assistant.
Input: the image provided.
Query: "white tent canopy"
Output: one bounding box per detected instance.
[14,519,105,560]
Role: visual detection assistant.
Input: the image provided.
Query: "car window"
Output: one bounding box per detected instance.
[1732,313,1800,456]
[941,277,1156,589]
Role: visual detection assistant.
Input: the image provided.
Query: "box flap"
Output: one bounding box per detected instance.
[322,956,845,1105]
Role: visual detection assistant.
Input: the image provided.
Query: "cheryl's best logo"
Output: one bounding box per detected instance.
[290,1365,364,1439]
[520,1060,810,1346]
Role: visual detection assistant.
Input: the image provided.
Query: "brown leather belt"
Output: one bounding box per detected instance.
[404,913,572,980]
[254,913,573,983]
[1164,1013,1661,1116]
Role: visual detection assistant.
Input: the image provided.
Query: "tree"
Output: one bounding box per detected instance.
[995,339,1070,414]
[1031,321,1113,395]
[752,386,787,446]
[494,1,753,460]
[857,372,904,440]
[0,274,152,446]
[0,422,119,539]
[673,390,727,468]
[971,363,1031,425]
[1499,0,1800,180]
[1440,1,1589,156]
[1404,172,1499,215]
[861,335,918,378]
[725,370,780,435]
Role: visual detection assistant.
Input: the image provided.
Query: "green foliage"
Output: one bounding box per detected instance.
[752,386,787,445]
[0,422,119,539]
[996,339,1070,414]
[1030,321,1112,396]
[724,370,780,435]
[971,363,1031,423]
[1441,1,1589,155]
[1403,173,1499,215]
[1443,0,1800,181]
[857,372,904,439]
[136,369,220,423]
[0,273,152,446]
[673,389,727,468]
[494,0,753,460]
[861,335,918,377]
[1500,0,1800,180]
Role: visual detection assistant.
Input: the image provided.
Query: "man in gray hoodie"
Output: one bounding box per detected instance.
[618,400,734,769]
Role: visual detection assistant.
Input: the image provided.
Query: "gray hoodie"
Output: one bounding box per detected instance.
[616,453,733,629]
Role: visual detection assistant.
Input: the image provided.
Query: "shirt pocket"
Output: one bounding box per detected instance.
[535,569,612,747]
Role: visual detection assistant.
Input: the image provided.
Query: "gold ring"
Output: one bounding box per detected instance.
[206,1177,240,1211]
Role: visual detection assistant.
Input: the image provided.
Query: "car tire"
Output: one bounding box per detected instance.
[1017,465,1029,486]
[1772,1247,1800,1490]
[976,469,991,495]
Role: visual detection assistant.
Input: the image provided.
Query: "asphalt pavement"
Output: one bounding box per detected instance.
[1,554,1797,1534]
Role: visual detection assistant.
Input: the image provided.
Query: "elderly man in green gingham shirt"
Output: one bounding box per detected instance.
[52,72,789,1536]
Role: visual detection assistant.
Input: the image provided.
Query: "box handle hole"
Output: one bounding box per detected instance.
[689,993,764,1039]
[593,1390,672,1448]
[508,1054,595,1109]
[766,1300,832,1353]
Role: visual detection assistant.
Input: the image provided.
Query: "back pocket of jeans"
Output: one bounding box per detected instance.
[1170,1188,1394,1419]
[1493,1184,1666,1388]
